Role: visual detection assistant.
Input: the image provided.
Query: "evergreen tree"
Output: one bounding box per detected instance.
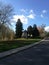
[27,25,33,38]
[32,24,40,38]
[15,19,23,38]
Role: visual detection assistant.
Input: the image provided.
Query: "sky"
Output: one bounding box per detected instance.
[0,0,49,31]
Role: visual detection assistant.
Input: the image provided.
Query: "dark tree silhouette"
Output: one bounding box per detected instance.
[27,25,33,38]
[15,19,23,38]
[32,24,40,38]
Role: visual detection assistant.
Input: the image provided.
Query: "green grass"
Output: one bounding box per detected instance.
[0,38,41,52]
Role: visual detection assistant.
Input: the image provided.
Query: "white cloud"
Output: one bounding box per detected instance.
[20,9,26,13]
[29,10,34,13]
[11,9,36,25]
[28,10,36,19]
[27,14,36,19]
[40,14,44,18]
[42,10,47,13]
[11,15,28,24]
[45,26,49,32]
[41,10,47,18]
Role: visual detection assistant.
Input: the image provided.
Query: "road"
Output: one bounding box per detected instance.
[0,38,49,65]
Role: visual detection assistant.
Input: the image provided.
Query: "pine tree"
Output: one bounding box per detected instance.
[32,24,40,38]
[15,19,23,38]
[27,25,33,38]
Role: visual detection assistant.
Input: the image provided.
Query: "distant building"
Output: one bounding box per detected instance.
[22,30,28,38]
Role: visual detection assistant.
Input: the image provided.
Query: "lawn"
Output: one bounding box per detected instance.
[0,38,41,52]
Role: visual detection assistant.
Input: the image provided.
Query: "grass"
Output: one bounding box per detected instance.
[0,38,41,52]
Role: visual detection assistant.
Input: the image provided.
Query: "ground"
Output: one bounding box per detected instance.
[0,38,49,65]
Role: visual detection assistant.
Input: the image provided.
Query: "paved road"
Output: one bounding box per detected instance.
[0,38,49,65]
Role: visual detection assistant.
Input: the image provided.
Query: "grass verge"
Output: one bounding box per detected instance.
[0,39,41,52]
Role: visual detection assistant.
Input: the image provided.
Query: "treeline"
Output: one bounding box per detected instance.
[15,19,46,39]
[0,1,46,40]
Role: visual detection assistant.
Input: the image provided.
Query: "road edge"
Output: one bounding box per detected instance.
[0,40,43,58]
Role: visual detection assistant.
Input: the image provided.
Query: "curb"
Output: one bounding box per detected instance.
[0,40,43,58]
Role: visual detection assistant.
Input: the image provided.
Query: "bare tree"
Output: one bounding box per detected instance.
[0,2,13,25]
[38,24,46,38]
[0,2,14,39]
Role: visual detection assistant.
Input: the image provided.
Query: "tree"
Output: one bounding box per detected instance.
[6,28,15,40]
[45,32,49,37]
[0,2,13,39]
[27,25,33,38]
[0,23,15,40]
[32,24,40,38]
[41,24,46,31]
[38,24,46,38]
[0,2,13,25]
[15,19,23,38]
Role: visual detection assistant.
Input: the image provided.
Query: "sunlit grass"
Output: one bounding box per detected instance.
[0,38,41,52]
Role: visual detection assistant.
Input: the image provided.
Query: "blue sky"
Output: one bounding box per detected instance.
[1,0,49,31]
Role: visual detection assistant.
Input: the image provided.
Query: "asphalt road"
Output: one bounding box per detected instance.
[0,38,49,65]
